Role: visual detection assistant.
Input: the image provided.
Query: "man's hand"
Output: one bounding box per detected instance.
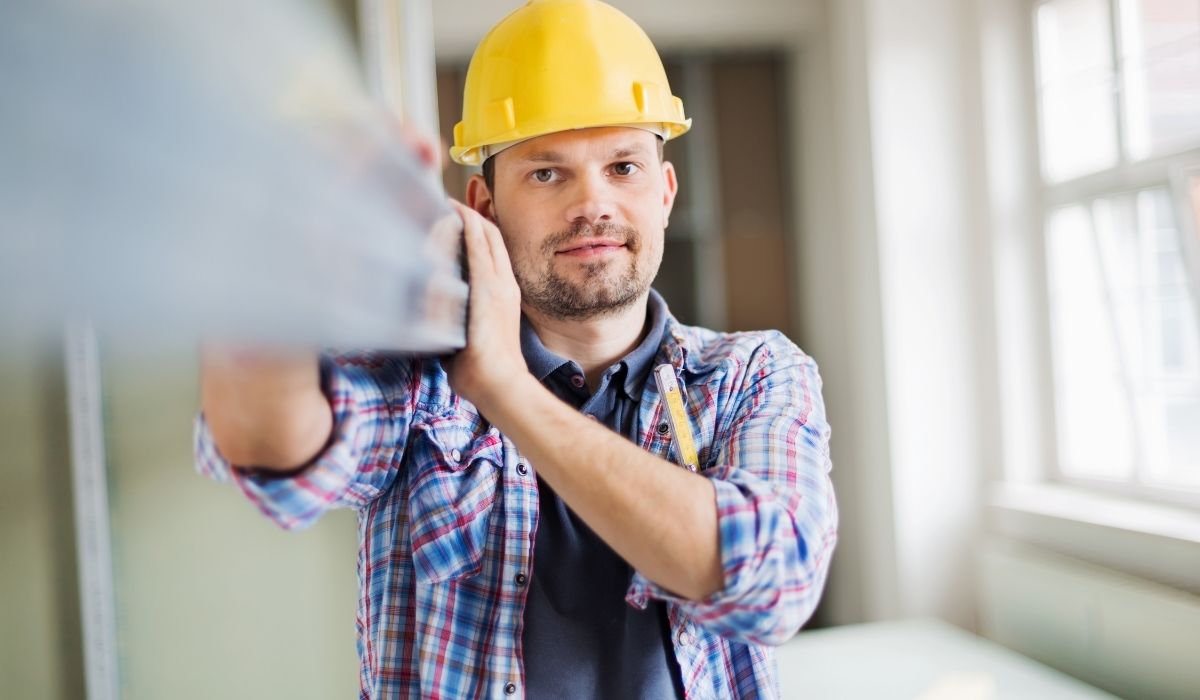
[443,200,528,411]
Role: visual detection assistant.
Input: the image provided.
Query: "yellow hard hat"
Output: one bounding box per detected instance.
[449,0,691,166]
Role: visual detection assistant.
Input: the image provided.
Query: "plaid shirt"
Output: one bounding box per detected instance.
[195,315,838,699]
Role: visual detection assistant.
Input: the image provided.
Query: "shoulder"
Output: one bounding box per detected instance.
[671,322,816,378]
[328,348,421,379]
[324,350,456,410]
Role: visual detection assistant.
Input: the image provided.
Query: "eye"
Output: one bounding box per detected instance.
[612,162,639,176]
[532,168,557,183]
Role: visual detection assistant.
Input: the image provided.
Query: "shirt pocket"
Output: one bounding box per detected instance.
[406,412,503,584]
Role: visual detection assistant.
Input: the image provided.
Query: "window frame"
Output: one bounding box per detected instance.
[1028,0,1200,509]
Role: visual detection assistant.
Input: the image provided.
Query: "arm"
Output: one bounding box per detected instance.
[195,350,420,530]
[626,346,838,645]
[473,374,723,601]
[199,346,331,472]
[477,344,836,643]
[447,203,836,643]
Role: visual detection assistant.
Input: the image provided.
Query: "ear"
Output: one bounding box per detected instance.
[465,174,497,224]
[660,160,679,228]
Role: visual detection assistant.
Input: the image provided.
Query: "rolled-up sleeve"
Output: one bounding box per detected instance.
[626,335,838,646]
[194,352,420,531]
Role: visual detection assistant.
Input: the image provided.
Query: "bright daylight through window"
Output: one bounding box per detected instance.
[1035,0,1200,498]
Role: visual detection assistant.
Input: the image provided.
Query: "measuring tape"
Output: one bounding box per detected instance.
[653,364,699,472]
[66,321,120,700]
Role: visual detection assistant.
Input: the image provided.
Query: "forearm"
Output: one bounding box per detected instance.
[199,346,332,471]
[476,374,723,601]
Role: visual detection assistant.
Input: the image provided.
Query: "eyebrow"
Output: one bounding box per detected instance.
[519,150,567,163]
[609,144,650,159]
[515,143,650,164]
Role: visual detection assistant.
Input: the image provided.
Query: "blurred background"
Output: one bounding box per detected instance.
[2,0,1199,698]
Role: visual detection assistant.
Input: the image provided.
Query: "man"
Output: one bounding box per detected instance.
[197,1,837,698]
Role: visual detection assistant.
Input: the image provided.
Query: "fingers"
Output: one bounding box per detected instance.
[392,119,443,172]
[425,212,463,274]
[449,200,496,278]
[477,212,513,276]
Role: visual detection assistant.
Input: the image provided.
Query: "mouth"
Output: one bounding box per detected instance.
[556,238,626,258]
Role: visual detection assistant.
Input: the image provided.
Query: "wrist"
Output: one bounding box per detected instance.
[471,370,541,422]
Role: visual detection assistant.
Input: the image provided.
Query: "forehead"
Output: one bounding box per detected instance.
[498,127,658,167]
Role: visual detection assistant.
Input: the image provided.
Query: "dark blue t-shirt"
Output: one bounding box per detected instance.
[518,289,686,700]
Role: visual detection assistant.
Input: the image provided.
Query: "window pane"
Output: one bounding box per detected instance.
[1127,189,1200,489]
[1192,173,1200,236]
[1046,205,1136,479]
[1118,0,1200,159]
[1052,190,1200,490]
[1036,0,1120,182]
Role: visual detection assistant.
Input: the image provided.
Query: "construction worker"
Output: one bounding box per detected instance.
[197,0,837,697]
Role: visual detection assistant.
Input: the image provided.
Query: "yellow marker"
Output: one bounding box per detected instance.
[654,363,699,472]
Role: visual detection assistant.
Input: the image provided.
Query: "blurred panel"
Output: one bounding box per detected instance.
[0,0,465,352]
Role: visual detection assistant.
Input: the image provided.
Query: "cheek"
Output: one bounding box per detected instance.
[637,227,665,269]
[496,229,542,275]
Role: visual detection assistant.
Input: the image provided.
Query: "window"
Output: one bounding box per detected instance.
[1033,0,1200,502]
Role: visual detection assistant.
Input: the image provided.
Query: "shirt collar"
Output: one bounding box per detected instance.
[620,289,669,397]
[520,315,570,383]
[518,289,672,398]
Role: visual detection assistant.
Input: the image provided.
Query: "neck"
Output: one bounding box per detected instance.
[524,292,651,390]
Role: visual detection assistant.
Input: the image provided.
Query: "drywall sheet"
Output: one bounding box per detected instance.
[0,0,467,352]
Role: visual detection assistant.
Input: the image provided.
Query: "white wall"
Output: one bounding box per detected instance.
[431,0,821,60]
[104,347,361,700]
[792,0,1000,628]
[862,0,996,627]
[789,0,901,625]
[0,339,83,699]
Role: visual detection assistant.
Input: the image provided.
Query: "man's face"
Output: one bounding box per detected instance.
[480,127,678,321]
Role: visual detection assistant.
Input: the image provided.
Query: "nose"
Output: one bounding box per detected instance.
[563,170,616,226]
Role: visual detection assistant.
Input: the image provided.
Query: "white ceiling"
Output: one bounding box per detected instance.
[432,0,822,60]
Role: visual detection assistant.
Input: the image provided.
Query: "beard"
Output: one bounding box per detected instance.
[502,219,655,321]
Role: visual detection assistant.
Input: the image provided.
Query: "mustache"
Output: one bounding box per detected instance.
[542,221,641,253]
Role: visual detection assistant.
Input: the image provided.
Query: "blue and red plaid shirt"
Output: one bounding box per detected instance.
[195,311,838,699]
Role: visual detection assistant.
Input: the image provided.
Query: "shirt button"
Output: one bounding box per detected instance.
[656,422,670,435]
[514,572,528,586]
[570,374,585,388]
[449,448,462,463]
[516,462,529,476]
[678,630,693,646]
[504,682,517,695]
